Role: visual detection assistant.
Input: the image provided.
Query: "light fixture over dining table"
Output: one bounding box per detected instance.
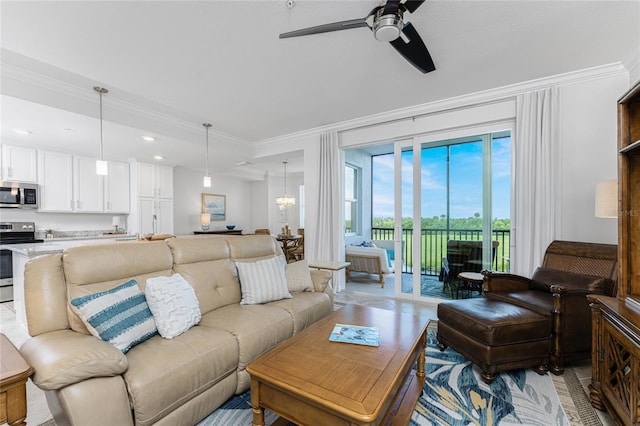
[275,160,295,209]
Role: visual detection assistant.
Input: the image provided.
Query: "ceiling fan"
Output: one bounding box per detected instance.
[279,0,435,74]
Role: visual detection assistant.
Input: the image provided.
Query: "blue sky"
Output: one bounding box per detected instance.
[371,136,511,220]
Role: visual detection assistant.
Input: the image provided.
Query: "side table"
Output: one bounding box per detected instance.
[456,271,484,299]
[307,260,350,271]
[1,333,33,426]
[307,261,351,292]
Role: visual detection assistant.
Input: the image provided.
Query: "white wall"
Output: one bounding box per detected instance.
[557,74,629,244]
[250,178,269,233]
[172,166,254,236]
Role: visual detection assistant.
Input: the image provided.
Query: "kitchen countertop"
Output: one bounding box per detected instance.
[2,235,138,258]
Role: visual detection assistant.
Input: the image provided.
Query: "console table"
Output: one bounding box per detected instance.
[193,230,242,235]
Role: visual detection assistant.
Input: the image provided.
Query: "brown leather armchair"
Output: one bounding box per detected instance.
[483,241,617,374]
[437,240,617,382]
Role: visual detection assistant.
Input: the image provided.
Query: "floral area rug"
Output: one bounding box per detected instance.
[412,331,568,425]
[199,329,568,426]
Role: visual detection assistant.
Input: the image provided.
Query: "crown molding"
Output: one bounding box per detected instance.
[254,62,629,149]
[1,55,249,147]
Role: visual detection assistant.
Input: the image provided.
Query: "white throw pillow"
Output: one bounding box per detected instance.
[236,256,292,305]
[285,260,315,293]
[145,274,201,339]
[70,279,158,353]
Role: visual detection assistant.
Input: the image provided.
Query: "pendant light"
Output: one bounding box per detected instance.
[275,161,296,208]
[203,123,212,187]
[94,86,109,175]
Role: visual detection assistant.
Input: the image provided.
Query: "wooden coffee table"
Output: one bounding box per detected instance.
[247,304,428,426]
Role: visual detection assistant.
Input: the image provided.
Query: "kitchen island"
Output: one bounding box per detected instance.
[2,235,137,335]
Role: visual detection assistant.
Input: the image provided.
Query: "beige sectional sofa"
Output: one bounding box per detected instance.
[19,235,333,426]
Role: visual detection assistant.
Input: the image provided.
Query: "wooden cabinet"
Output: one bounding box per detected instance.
[38,150,129,213]
[590,80,640,425]
[1,145,37,182]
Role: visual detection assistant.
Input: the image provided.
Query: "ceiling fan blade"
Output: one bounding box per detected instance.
[389,22,435,73]
[401,0,426,14]
[279,18,369,39]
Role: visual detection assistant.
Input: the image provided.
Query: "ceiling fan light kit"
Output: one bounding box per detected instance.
[279,0,435,73]
[372,7,403,42]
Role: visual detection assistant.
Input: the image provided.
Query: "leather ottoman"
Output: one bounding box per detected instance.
[437,298,550,383]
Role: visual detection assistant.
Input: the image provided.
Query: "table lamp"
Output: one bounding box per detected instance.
[200,213,211,231]
[595,179,618,218]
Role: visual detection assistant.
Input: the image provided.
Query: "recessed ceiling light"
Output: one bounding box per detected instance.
[142,136,155,142]
[63,128,78,132]
[13,129,32,136]
[235,161,252,166]
[153,155,164,160]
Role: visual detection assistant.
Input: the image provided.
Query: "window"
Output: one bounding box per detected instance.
[345,164,360,234]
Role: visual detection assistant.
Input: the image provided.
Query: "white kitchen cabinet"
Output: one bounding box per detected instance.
[38,150,130,213]
[137,162,173,198]
[74,156,104,212]
[156,199,174,234]
[105,161,130,213]
[37,150,74,212]
[1,145,37,182]
[132,161,174,235]
[138,198,174,235]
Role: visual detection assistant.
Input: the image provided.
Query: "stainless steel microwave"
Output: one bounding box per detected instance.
[0,181,39,209]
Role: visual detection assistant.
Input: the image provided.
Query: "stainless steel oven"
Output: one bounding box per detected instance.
[0,222,43,302]
[0,181,39,209]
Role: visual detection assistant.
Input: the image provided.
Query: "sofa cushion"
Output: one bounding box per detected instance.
[145,274,201,339]
[124,326,238,426]
[236,256,292,304]
[285,260,315,293]
[167,237,241,315]
[530,267,610,294]
[70,279,158,353]
[199,303,294,392]
[268,292,332,334]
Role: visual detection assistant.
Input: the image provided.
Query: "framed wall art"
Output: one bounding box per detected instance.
[202,193,226,221]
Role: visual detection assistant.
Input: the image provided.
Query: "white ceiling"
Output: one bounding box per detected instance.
[1,1,639,178]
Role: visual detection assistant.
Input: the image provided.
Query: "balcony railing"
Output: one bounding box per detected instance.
[371,227,511,275]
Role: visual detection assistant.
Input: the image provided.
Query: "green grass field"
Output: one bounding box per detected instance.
[372,229,511,274]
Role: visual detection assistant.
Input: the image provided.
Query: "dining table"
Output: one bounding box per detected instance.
[275,234,302,262]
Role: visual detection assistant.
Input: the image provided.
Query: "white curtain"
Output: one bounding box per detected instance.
[512,87,560,277]
[311,131,346,292]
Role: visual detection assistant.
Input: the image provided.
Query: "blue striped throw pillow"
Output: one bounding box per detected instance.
[71,279,158,353]
[236,255,292,305]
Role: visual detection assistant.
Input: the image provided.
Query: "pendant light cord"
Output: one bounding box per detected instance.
[93,86,108,161]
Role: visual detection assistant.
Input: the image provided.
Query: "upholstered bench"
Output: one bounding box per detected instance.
[437,298,550,384]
